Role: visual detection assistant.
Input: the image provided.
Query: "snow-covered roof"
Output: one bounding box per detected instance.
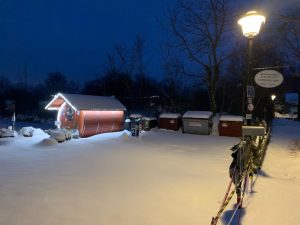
[219,115,244,122]
[183,111,213,119]
[45,93,126,111]
[159,113,181,119]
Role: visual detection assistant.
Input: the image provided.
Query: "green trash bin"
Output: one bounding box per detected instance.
[130,114,142,137]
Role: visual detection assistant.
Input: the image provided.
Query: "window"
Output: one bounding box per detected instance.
[66,107,74,120]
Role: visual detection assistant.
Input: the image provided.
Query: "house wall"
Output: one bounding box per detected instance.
[77,110,124,138]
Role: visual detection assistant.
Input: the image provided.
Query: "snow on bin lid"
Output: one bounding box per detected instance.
[130,114,142,118]
[183,111,213,119]
[143,117,157,121]
[219,115,244,122]
[159,113,181,118]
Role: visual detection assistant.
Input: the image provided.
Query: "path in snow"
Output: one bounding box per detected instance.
[241,119,300,225]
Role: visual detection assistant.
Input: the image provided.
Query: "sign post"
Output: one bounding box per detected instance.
[246,85,255,125]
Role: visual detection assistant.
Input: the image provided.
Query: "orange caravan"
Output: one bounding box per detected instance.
[45,93,126,138]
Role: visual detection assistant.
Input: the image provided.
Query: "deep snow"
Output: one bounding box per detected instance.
[0,118,299,225]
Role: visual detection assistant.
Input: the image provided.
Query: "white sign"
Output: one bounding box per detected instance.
[254,70,283,88]
[189,122,202,127]
[246,114,252,120]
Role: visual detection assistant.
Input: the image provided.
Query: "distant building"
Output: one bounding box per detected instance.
[285,93,298,113]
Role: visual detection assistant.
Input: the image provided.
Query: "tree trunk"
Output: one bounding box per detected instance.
[298,91,300,121]
[206,66,218,115]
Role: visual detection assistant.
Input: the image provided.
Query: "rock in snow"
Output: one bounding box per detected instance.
[38,138,58,146]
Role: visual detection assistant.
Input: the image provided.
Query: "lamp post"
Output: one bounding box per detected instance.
[238,11,265,125]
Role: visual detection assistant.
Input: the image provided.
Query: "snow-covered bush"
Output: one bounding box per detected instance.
[61,128,72,140]
[50,131,66,143]
[47,128,74,143]
[38,138,58,146]
[0,128,15,138]
[19,127,46,137]
[19,127,34,137]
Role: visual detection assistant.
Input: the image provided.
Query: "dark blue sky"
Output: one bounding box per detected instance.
[0,0,296,85]
[0,0,172,84]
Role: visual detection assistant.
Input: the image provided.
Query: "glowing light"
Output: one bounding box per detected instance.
[47,107,59,111]
[238,11,265,38]
[56,102,66,129]
[45,93,77,111]
[271,94,276,101]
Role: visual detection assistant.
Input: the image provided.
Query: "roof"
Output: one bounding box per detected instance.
[45,93,126,111]
[183,111,213,119]
[219,115,244,122]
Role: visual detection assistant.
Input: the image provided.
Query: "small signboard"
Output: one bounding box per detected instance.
[254,70,284,88]
[248,103,254,112]
[246,114,252,120]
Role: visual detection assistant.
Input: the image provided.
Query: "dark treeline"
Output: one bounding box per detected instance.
[0,71,208,120]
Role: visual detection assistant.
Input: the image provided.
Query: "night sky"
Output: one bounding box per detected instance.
[0,0,297,84]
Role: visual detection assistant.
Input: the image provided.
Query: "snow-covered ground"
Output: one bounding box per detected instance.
[0,118,299,225]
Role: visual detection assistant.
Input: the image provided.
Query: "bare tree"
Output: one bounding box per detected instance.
[104,43,134,75]
[103,35,149,97]
[277,8,300,119]
[168,0,235,114]
[160,44,192,111]
[132,35,147,96]
[278,9,300,60]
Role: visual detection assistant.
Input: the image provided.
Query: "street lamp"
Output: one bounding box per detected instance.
[238,11,265,38]
[238,11,265,125]
[271,94,276,101]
